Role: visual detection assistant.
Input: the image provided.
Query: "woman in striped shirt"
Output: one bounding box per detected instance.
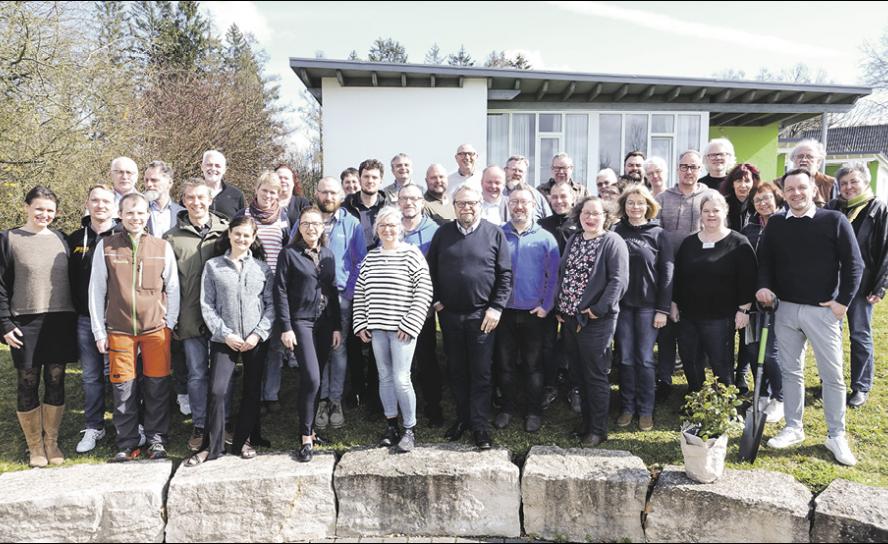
[353,207,433,453]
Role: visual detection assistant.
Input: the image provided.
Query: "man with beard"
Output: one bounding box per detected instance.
[503,155,551,222]
[427,184,512,450]
[699,138,736,191]
[304,177,366,430]
[423,164,455,225]
[201,150,244,220]
[621,151,646,186]
[783,139,836,207]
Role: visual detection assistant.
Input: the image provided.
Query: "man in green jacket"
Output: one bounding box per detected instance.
[164,178,229,451]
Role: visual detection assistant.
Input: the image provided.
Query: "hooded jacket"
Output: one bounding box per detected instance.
[67,216,121,316]
[613,218,674,313]
[403,215,439,256]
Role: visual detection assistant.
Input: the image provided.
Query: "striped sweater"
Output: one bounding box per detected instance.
[352,243,433,339]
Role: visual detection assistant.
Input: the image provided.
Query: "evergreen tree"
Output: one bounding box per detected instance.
[447,45,474,67]
[367,37,408,63]
[424,43,444,64]
[348,49,360,61]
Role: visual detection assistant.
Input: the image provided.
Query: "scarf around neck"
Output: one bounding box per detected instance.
[249,198,281,225]
[840,188,874,224]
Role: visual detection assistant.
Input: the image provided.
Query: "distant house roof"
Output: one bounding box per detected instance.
[782,124,888,156]
[290,58,871,127]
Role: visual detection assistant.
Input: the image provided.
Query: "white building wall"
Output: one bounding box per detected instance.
[322,78,488,182]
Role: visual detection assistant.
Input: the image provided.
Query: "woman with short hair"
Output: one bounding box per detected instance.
[353,207,433,453]
[555,196,629,448]
[673,191,757,393]
[0,186,77,467]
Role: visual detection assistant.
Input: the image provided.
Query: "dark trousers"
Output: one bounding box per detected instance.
[656,319,679,385]
[495,309,546,417]
[204,342,266,459]
[114,376,169,449]
[541,314,566,388]
[439,310,495,432]
[412,311,442,415]
[294,318,334,437]
[678,317,735,393]
[347,329,379,406]
[563,315,618,438]
[741,325,783,401]
[847,292,875,393]
[171,338,187,396]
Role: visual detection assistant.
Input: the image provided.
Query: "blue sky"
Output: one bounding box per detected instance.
[201,1,888,148]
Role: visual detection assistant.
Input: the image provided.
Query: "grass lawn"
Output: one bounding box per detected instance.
[0,303,885,494]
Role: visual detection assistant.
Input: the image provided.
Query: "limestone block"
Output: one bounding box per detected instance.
[165,453,336,542]
[812,479,888,543]
[0,460,171,543]
[521,446,649,542]
[645,465,811,543]
[334,445,520,537]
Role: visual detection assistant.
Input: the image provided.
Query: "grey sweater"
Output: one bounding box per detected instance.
[200,252,274,343]
[655,184,709,260]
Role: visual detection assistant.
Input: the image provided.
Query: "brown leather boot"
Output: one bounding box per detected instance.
[41,404,65,465]
[16,407,47,468]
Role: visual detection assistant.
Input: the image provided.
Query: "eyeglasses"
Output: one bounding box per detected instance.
[398,196,423,203]
[301,222,323,229]
[626,201,648,208]
[706,152,731,159]
[679,164,702,172]
[793,153,817,161]
[753,194,775,204]
[456,152,477,158]
[553,166,573,171]
[454,200,480,208]
[378,223,399,231]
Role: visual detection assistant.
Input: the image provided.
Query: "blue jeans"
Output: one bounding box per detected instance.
[678,317,735,393]
[741,319,783,401]
[183,335,210,428]
[371,330,418,428]
[616,307,658,417]
[320,295,349,402]
[77,315,107,430]
[846,292,874,393]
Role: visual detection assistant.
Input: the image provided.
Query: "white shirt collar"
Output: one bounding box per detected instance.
[788,203,816,219]
[457,216,482,235]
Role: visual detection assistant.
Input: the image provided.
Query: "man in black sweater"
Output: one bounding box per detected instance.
[756,168,864,467]
[427,184,512,450]
[201,150,245,220]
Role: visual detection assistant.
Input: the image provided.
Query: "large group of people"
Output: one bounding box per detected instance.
[2,137,886,470]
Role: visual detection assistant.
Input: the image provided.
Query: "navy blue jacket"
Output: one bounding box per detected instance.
[274,242,341,331]
[613,218,674,313]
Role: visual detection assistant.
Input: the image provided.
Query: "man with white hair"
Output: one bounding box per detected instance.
[427,184,512,450]
[200,150,244,220]
[109,157,139,206]
[539,152,587,201]
[448,144,482,197]
[785,139,836,207]
[644,157,669,197]
[699,138,736,190]
[595,168,619,196]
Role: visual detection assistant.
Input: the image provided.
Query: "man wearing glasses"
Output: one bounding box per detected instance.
[653,150,709,401]
[448,144,482,197]
[427,185,512,450]
[784,139,835,207]
[109,157,139,211]
[699,138,736,190]
[539,153,587,201]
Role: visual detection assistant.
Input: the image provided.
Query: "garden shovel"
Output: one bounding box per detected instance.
[738,301,776,463]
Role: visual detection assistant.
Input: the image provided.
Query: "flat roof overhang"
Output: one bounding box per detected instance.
[290,58,871,127]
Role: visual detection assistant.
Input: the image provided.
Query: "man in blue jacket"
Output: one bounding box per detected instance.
[494,184,560,434]
[298,177,366,430]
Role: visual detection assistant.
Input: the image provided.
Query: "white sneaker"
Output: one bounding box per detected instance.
[767,426,805,449]
[825,435,857,466]
[764,399,785,424]
[75,428,106,453]
[177,394,192,416]
[138,424,147,447]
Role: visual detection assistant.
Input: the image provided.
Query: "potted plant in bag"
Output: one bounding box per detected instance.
[680,376,743,483]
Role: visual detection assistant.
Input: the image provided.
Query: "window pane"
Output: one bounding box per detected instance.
[539,113,562,133]
[565,114,589,186]
[512,114,536,184]
[651,137,674,187]
[624,114,648,156]
[652,114,674,133]
[487,114,509,170]
[677,114,701,154]
[541,138,560,182]
[598,114,622,172]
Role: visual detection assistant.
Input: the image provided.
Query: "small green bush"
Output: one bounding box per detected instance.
[681,376,743,441]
